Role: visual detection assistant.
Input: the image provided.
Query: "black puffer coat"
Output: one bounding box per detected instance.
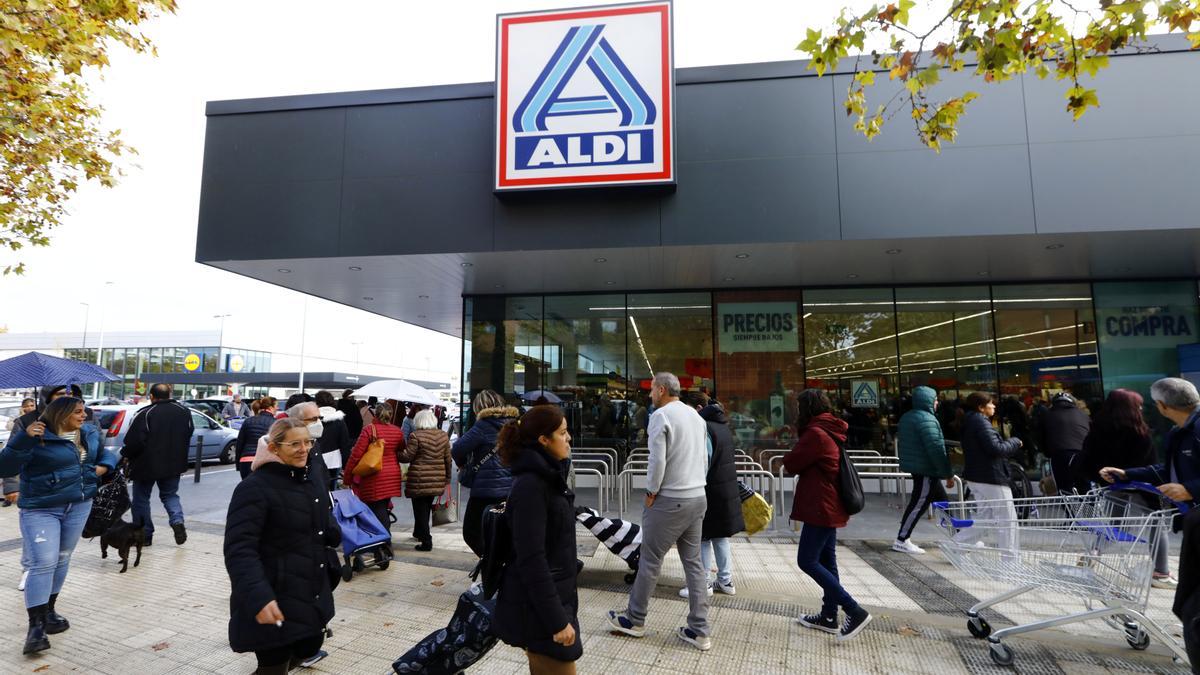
[120,400,195,482]
[224,460,341,653]
[235,411,276,462]
[699,405,745,539]
[961,410,1024,485]
[494,446,581,661]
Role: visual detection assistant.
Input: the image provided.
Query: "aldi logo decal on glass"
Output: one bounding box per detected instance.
[495,1,674,190]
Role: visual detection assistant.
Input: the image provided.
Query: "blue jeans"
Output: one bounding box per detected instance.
[131,477,184,540]
[20,500,92,608]
[701,538,732,585]
[796,524,860,618]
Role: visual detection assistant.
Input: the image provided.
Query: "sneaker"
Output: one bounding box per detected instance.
[714,580,736,596]
[676,626,712,651]
[892,539,925,555]
[837,609,873,642]
[607,610,645,638]
[1152,574,1178,589]
[298,649,328,668]
[678,584,714,598]
[172,522,187,545]
[796,612,839,634]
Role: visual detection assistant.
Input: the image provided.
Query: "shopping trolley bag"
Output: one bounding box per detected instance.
[392,584,498,674]
[575,505,640,583]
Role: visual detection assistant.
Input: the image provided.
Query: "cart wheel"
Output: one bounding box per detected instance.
[378,559,390,571]
[967,616,992,639]
[340,563,353,582]
[351,556,365,572]
[989,642,1014,666]
[1126,629,1150,650]
[623,573,636,585]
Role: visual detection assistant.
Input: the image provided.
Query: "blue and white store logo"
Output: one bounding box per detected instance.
[496,2,674,191]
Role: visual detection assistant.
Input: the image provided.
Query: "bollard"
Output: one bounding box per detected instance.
[194,435,203,483]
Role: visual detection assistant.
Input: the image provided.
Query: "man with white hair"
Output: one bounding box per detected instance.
[285,402,336,490]
[608,372,713,651]
[1101,377,1200,506]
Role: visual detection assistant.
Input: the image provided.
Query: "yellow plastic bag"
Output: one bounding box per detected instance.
[741,491,773,535]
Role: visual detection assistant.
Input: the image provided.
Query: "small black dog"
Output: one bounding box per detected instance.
[100,518,145,573]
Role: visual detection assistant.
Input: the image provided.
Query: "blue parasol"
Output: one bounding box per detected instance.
[0,351,120,389]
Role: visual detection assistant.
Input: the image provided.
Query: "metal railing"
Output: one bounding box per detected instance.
[568,465,607,512]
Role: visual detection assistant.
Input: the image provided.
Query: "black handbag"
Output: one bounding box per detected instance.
[83,466,131,538]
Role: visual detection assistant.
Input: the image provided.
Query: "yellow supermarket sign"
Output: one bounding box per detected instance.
[184,353,201,372]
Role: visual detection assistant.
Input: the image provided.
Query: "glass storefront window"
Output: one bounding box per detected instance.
[627,292,713,448]
[148,348,163,374]
[543,295,627,448]
[464,296,545,415]
[714,289,802,451]
[803,288,897,451]
[992,284,1099,406]
[1095,280,1200,404]
[895,287,996,401]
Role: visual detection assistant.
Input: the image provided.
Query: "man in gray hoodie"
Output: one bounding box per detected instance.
[608,372,713,651]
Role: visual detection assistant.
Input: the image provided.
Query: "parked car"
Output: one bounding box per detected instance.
[93,404,238,464]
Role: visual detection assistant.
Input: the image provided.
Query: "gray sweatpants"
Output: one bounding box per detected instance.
[626,495,709,636]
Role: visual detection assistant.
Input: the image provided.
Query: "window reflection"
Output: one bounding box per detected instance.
[627,293,713,446]
[544,295,627,449]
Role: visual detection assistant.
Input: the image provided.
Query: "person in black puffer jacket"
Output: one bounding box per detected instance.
[451,390,518,557]
[677,393,743,598]
[1038,392,1091,494]
[957,392,1023,552]
[224,418,340,675]
[236,398,278,480]
[493,405,581,673]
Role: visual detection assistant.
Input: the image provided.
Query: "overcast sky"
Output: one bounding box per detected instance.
[0,0,929,383]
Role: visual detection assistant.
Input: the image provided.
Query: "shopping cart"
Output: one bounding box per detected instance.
[931,483,1190,667]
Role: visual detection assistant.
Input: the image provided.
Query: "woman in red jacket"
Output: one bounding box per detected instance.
[784,389,873,643]
[345,403,406,542]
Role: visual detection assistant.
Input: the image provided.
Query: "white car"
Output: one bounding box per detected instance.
[93,404,239,464]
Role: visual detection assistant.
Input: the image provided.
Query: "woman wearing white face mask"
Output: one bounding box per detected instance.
[345,404,406,541]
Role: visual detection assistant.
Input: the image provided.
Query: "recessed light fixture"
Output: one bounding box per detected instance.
[846,273,859,279]
[1118,266,1133,273]
[1045,244,1064,250]
[460,262,473,268]
[417,314,427,319]
[418,294,429,299]
[977,271,990,276]
[885,248,902,255]
[362,296,373,301]
[594,257,607,263]
[604,281,616,286]
[277,268,291,273]
[348,266,363,271]
[735,253,750,259]
[493,284,504,289]
[723,276,735,282]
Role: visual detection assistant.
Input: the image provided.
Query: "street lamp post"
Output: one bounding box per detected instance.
[93,282,113,398]
[79,303,90,355]
[297,299,309,392]
[350,341,363,372]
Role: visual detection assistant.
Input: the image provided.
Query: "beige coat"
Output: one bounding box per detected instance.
[398,429,452,498]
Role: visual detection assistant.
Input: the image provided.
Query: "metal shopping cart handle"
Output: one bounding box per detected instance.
[1107,481,1191,514]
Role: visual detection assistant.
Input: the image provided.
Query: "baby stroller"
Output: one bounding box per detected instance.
[331,489,393,581]
[575,506,640,584]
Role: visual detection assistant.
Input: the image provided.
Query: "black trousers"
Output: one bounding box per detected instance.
[897,474,948,541]
[238,461,253,480]
[411,496,434,545]
[366,498,393,537]
[254,631,324,668]
[463,495,505,557]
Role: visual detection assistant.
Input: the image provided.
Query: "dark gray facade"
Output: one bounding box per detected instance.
[197,35,1200,338]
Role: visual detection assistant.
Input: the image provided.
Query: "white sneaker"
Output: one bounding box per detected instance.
[892,539,925,555]
[17,570,27,591]
[1152,575,1179,589]
[678,584,714,598]
[714,580,736,595]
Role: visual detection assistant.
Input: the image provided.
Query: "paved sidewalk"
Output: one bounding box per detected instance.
[0,501,1189,674]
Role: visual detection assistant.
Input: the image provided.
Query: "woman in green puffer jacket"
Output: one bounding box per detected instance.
[892,386,952,555]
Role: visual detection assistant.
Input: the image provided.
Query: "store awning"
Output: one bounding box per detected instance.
[143,371,451,391]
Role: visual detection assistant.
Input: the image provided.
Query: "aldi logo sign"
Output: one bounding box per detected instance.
[495,1,674,190]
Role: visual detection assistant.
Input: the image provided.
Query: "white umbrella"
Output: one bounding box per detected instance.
[354,379,441,406]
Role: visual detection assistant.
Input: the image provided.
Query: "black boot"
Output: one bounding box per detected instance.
[23,605,50,655]
[45,593,69,634]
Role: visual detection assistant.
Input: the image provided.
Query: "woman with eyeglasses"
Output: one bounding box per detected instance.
[224,418,341,674]
[0,396,119,655]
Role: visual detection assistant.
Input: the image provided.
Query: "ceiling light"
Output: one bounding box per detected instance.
[977,271,990,276]
[885,248,902,255]
[418,294,429,299]
[493,284,504,289]
[461,262,473,268]
[362,296,373,301]
[277,268,291,273]
[1118,266,1133,272]
[846,273,859,279]
[604,281,616,286]
[735,253,750,259]
[417,315,427,319]
[348,266,363,271]
[1044,244,1064,250]
[723,277,735,282]
[594,257,607,263]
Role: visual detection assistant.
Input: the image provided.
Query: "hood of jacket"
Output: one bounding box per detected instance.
[510,444,568,483]
[476,405,520,421]
[250,436,282,471]
[912,386,937,414]
[805,412,848,442]
[1051,395,1077,410]
[318,406,344,422]
[698,403,728,425]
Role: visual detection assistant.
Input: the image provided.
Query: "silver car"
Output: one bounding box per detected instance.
[93,404,238,464]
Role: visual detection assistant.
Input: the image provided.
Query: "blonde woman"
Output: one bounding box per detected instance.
[0,396,119,655]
